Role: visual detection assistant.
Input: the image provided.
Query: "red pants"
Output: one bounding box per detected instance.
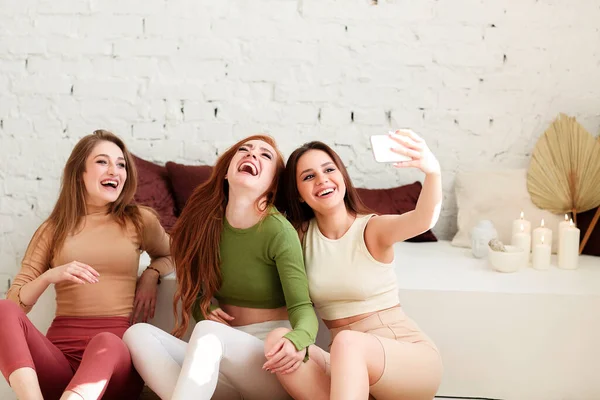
[0,300,143,400]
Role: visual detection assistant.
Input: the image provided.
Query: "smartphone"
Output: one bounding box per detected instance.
[370,133,412,163]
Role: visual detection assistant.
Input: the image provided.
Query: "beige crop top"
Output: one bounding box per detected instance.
[303,214,400,320]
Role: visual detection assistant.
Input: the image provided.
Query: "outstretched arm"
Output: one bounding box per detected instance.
[366,130,442,248]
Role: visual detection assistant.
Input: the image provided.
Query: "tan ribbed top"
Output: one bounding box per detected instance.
[7,205,173,317]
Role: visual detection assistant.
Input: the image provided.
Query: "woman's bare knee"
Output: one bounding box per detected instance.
[330,330,363,356]
[263,327,291,355]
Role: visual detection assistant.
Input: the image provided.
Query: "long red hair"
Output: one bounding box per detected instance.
[45,130,144,262]
[171,134,285,338]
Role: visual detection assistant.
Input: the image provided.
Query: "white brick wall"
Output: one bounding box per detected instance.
[1,0,600,276]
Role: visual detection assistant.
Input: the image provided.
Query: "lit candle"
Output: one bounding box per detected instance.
[532,235,551,270]
[532,218,552,248]
[511,223,531,268]
[558,219,580,270]
[512,211,531,238]
[558,214,570,258]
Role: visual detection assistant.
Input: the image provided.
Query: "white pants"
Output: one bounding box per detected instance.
[123,320,293,400]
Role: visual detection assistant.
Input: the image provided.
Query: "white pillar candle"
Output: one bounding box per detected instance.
[558,219,580,270]
[511,223,531,268]
[532,235,551,270]
[558,214,570,258]
[512,211,531,238]
[532,218,552,248]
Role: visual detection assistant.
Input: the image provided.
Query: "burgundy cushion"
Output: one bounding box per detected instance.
[165,161,214,213]
[577,207,600,256]
[356,181,437,242]
[131,155,178,233]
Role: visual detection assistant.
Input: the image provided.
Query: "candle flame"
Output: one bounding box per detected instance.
[540,218,545,227]
[520,211,524,219]
[569,218,574,226]
[564,214,569,221]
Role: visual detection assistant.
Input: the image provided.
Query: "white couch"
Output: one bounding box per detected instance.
[2,241,599,400]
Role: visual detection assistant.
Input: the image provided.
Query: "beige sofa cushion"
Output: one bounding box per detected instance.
[452,169,564,253]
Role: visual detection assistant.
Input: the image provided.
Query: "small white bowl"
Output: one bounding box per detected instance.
[488,245,525,273]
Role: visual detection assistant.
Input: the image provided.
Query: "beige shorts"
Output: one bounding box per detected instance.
[328,307,443,400]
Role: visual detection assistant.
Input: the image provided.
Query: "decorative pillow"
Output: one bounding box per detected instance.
[452,169,564,253]
[577,207,599,256]
[131,155,178,232]
[165,161,214,214]
[356,181,437,242]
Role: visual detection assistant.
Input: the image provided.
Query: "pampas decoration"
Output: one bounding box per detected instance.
[527,114,600,254]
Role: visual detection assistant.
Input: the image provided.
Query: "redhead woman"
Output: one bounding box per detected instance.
[123,134,318,400]
[268,132,443,400]
[0,130,173,400]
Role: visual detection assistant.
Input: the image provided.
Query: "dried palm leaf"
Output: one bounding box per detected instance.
[579,135,600,253]
[527,113,600,217]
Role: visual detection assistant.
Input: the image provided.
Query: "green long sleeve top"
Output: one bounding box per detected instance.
[192,209,318,352]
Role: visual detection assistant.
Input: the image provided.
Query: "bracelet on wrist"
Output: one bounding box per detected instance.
[144,267,161,284]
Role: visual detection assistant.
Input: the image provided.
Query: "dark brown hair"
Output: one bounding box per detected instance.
[170,134,285,338]
[280,141,371,231]
[45,129,144,262]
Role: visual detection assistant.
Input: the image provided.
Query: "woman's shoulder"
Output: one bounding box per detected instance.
[264,208,296,232]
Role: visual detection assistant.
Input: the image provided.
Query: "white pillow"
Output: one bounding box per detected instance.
[452,169,564,253]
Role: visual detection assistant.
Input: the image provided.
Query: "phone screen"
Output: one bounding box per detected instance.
[370,134,411,163]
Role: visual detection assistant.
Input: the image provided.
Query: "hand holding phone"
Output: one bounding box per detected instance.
[371,129,441,175]
[370,132,412,163]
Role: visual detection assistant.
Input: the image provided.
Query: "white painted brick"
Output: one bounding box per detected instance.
[182,101,214,122]
[230,0,299,21]
[78,16,143,38]
[47,38,111,56]
[274,84,338,103]
[157,59,228,81]
[177,39,239,60]
[32,116,64,135]
[144,80,205,101]
[113,39,178,57]
[196,122,234,142]
[432,44,502,68]
[135,100,167,123]
[27,57,94,75]
[105,58,159,77]
[0,214,14,233]
[166,123,205,144]
[279,104,318,125]
[91,0,165,15]
[0,37,46,55]
[2,118,34,136]
[0,195,35,216]
[182,141,219,164]
[433,0,507,24]
[230,62,295,83]
[0,16,32,35]
[33,16,79,35]
[129,138,183,161]
[3,177,40,197]
[73,79,139,102]
[144,16,211,38]
[244,41,319,62]
[35,1,91,14]
[132,123,166,140]
[0,59,26,73]
[80,99,138,120]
